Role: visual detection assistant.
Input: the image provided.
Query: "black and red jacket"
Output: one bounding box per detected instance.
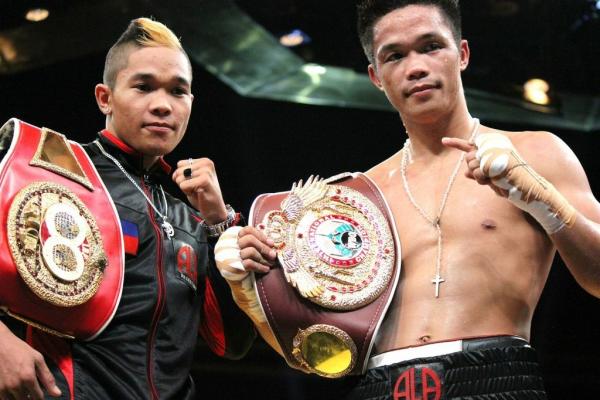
[8,130,256,399]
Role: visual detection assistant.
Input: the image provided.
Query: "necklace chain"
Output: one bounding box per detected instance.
[94,140,175,239]
[400,118,480,298]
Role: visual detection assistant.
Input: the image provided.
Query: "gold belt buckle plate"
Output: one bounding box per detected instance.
[8,182,107,307]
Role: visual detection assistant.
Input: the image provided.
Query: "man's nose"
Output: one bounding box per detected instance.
[150,91,172,115]
[406,53,429,81]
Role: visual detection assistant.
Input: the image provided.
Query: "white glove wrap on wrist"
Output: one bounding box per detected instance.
[475,133,576,234]
[214,226,266,323]
[214,226,247,281]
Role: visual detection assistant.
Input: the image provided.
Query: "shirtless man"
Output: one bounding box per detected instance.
[216,1,600,398]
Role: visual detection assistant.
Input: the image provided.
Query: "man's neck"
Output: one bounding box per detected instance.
[103,125,160,171]
[142,155,160,171]
[402,111,474,160]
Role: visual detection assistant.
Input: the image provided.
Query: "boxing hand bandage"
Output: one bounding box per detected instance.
[214,227,265,323]
[476,133,576,234]
[214,226,248,281]
[214,227,282,353]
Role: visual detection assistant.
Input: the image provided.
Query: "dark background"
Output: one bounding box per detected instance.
[1,0,599,398]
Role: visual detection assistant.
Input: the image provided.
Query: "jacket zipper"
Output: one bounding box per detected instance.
[143,175,166,400]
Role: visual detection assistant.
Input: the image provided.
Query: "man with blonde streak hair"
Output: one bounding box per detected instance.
[214,1,600,399]
[0,18,255,400]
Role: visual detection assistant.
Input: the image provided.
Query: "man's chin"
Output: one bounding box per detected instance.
[141,145,175,158]
[144,136,181,153]
[402,102,446,121]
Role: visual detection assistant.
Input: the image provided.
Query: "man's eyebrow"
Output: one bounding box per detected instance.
[377,32,444,56]
[417,32,444,43]
[130,72,155,81]
[129,73,191,86]
[378,42,404,57]
[175,76,191,87]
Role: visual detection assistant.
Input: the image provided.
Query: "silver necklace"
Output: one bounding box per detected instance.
[94,140,175,239]
[400,118,479,298]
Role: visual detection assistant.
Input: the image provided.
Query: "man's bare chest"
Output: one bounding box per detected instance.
[380,177,529,255]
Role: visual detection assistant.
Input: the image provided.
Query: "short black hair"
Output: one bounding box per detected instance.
[356,0,462,64]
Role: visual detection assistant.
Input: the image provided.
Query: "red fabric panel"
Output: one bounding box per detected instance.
[123,235,139,256]
[26,326,75,400]
[198,277,226,356]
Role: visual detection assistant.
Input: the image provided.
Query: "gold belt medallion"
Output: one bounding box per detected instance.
[258,176,395,311]
[7,182,107,307]
[292,324,357,378]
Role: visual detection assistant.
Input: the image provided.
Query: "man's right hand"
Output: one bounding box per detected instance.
[0,322,61,400]
[214,226,284,355]
[238,226,277,274]
[215,226,276,282]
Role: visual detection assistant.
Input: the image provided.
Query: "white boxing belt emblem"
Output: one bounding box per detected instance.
[40,202,90,282]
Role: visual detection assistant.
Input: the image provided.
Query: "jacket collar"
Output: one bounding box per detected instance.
[98,130,172,176]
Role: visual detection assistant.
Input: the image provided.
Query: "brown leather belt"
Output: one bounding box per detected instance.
[250,172,401,377]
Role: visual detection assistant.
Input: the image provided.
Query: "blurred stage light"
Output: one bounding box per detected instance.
[0,37,17,63]
[302,64,327,75]
[523,78,550,105]
[280,29,311,47]
[25,8,49,22]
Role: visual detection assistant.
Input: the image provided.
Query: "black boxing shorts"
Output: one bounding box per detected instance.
[344,335,547,400]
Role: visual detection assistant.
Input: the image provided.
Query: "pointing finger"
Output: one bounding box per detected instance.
[441,137,476,153]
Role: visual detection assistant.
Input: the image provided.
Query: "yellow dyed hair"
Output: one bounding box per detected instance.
[102,17,191,88]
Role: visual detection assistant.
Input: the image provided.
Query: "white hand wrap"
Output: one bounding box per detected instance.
[214,226,267,324]
[476,133,576,234]
[214,226,248,281]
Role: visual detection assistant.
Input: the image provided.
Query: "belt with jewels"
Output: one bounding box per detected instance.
[249,172,401,377]
[0,118,124,339]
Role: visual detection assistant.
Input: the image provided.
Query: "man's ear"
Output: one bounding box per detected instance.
[459,39,470,71]
[95,84,112,115]
[368,64,384,91]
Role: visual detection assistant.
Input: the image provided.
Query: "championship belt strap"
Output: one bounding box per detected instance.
[0,118,124,340]
[249,173,401,377]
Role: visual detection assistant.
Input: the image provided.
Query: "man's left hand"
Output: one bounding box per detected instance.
[442,135,576,234]
[441,137,508,197]
[172,157,227,224]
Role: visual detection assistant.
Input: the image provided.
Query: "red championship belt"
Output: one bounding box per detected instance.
[0,118,124,340]
[249,173,401,377]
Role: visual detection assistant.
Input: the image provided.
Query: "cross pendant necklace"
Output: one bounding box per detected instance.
[401,119,479,298]
[431,274,445,298]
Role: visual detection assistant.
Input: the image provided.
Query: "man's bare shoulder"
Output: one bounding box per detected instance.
[481,126,569,164]
[483,126,587,189]
[364,149,404,185]
[483,126,559,144]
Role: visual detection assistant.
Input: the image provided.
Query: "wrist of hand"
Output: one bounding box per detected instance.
[202,204,238,238]
[202,205,228,225]
[214,226,249,281]
[231,274,266,324]
[495,174,576,234]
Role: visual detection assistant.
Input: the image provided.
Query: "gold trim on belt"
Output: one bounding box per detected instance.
[8,182,107,307]
[258,175,395,311]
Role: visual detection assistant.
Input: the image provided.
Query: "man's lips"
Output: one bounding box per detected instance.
[406,83,439,97]
[143,122,174,132]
